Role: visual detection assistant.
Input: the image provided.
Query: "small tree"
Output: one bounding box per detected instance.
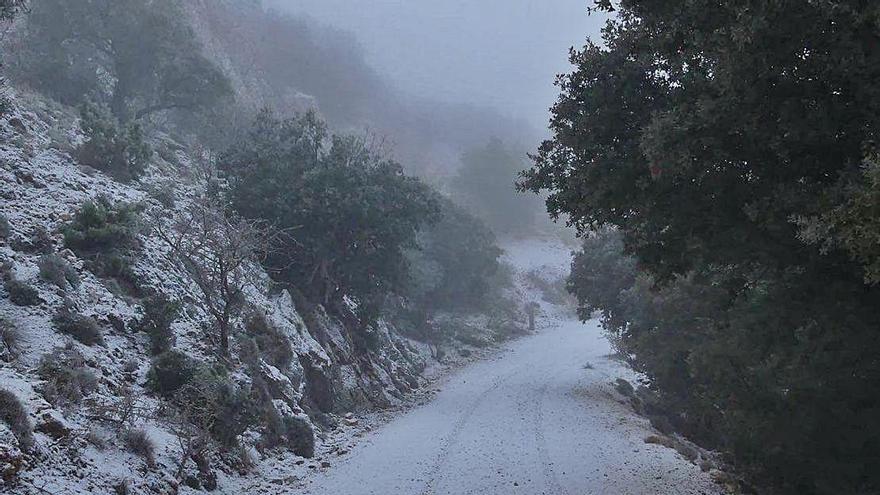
[154,197,267,358]
[77,102,152,182]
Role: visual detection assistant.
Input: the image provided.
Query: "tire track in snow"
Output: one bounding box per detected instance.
[534,380,567,495]
[419,366,523,495]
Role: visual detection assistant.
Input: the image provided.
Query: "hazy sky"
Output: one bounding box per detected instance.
[267,0,607,130]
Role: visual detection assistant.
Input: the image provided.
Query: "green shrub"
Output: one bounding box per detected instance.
[243,312,292,369]
[262,404,315,458]
[135,295,180,355]
[38,254,80,290]
[146,350,197,398]
[77,102,152,182]
[0,389,33,451]
[174,368,257,447]
[38,344,99,407]
[4,278,42,306]
[52,308,104,346]
[62,197,143,294]
[63,197,141,254]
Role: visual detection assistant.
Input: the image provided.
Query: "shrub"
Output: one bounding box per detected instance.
[77,102,152,182]
[135,295,180,355]
[38,254,80,290]
[0,317,21,361]
[262,405,315,458]
[146,350,197,398]
[63,197,141,254]
[121,428,156,468]
[5,278,42,306]
[38,345,99,407]
[53,308,104,346]
[0,389,34,451]
[0,213,10,239]
[243,312,292,369]
[62,197,143,294]
[174,368,257,448]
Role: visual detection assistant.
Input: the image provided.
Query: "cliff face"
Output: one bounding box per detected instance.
[0,91,438,493]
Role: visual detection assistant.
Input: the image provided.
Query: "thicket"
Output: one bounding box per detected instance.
[38,344,98,408]
[135,294,180,356]
[77,102,152,182]
[395,197,512,340]
[521,2,880,493]
[62,197,143,295]
[220,110,440,323]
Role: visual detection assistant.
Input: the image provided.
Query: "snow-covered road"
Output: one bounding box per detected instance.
[297,241,723,495]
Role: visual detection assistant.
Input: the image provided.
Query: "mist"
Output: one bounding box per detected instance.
[266,0,606,133]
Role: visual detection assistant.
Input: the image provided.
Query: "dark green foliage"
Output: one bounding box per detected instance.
[38,344,98,407]
[77,102,152,182]
[0,389,33,451]
[243,312,293,369]
[135,295,180,355]
[4,278,41,306]
[52,307,103,346]
[38,254,80,290]
[62,197,142,294]
[451,138,539,234]
[146,350,196,398]
[13,0,232,122]
[525,3,880,491]
[173,367,257,448]
[221,110,440,321]
[0,213,9,239]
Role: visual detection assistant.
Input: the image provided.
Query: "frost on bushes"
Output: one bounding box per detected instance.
[242,311,293,369]
[121,428,156,468]
[173,368,257,448]
[38,344,98,408]
[4,278,42,307]
[0,317,21,361]
[147,350,197,398]
[62,197,143,295]
[52,307,104,346]
[76,102,152,183]
[12,226,54,254]
[134,294,180,355]
[148,352,257,448]
[38,254,80,290]
[0,389,34,452]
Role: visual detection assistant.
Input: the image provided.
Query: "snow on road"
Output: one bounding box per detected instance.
[295,238,724,495]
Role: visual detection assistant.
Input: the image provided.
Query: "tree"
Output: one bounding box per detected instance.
[13,0,231,121]
[406,196,506,314]
[452,138,538,234]
[220,110,440,322]
[154,196,267,359]
[521,2,880,493]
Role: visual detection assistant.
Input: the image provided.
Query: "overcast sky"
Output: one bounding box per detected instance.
[266,0,607,131]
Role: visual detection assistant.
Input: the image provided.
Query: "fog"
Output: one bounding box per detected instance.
[266,0,606,131]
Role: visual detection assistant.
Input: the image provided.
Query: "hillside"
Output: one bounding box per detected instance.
[0,90,534,493]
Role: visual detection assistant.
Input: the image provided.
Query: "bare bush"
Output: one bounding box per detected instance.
[154,196,268,358]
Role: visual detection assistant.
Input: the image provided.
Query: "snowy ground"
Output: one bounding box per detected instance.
[286,238,724,495]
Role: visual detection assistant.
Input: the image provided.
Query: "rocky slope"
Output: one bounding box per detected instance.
[0,91,529,494]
